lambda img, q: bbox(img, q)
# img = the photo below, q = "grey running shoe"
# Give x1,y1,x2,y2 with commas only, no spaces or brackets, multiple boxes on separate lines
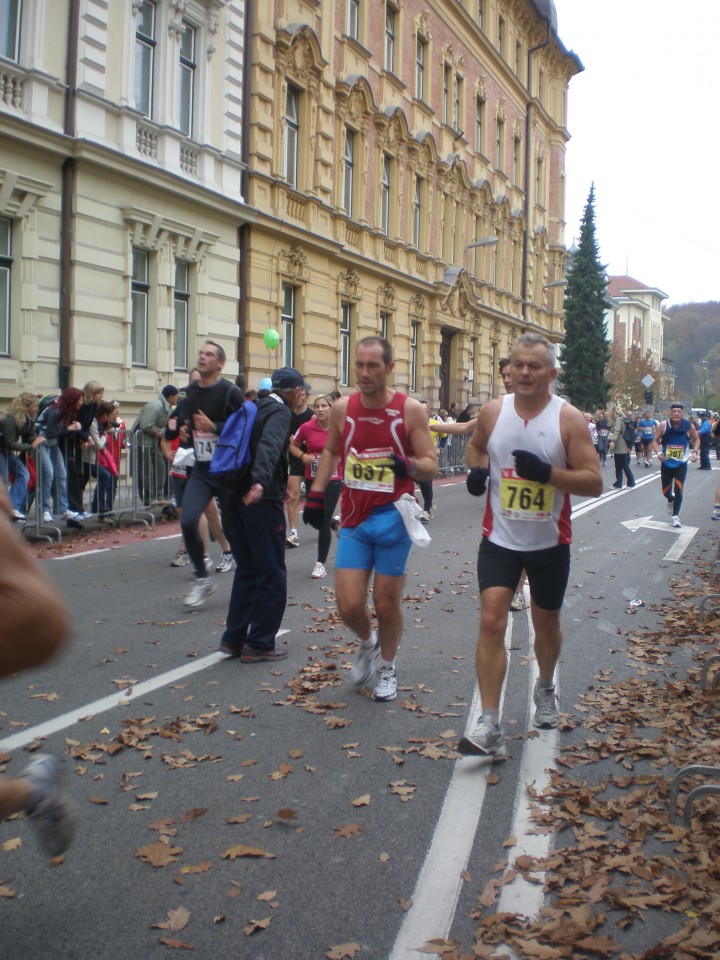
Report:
533,684,559,729
171,549,189,567
349,632,379,687
458,717,506,756
184,577,216,609
216,552,235,573
372,664,397,702
20,754,78,857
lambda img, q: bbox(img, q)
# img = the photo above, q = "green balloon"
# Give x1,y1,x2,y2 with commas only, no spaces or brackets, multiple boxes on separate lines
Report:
263,328,280,349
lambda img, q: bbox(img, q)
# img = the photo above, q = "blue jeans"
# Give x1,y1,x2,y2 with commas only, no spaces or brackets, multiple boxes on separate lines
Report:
0,451,29,512
29,445,54,512
49,445,68,515
219,496,287,653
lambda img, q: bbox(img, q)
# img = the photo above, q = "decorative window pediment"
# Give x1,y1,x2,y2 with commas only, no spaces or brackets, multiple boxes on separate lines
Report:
123,207,218,261
0,170,52,219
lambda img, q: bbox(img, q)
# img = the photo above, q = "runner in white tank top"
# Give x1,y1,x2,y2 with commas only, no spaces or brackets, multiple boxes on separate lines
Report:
458,334,603,759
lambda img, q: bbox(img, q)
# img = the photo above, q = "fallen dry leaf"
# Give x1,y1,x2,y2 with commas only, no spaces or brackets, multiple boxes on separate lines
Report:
325,943,361,959
243,916,272,936
221,845,275,860
135,842,183,868
152,907,190,931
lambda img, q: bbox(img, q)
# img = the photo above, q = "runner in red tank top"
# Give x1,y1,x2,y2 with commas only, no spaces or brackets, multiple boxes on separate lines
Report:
302,337,437,702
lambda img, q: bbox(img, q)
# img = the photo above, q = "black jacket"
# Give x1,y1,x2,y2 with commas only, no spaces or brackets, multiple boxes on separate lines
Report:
246,392,292,501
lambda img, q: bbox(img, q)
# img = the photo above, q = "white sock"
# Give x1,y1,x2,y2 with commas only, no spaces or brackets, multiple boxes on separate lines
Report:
536,676,555,691
360,629,377,649
379,656,395,670
481,708,500,726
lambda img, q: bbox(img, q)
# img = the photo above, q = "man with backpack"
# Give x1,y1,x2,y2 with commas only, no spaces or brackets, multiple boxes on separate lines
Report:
216,366,305,662
167,341,243,609
608,408,636,490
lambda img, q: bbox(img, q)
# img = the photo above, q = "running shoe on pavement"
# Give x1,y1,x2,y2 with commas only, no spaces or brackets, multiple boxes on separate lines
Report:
171,549,189,567
671,515,682,528
349,631,379,687
458,717,506,757
183,576,216,609
533,683,559,729
19,754,78,857
311,561,327,579
216,551,235,573
372,664,397,702
666,497,674,514
510,591,526,611
712,507,720,521
286,532,300,547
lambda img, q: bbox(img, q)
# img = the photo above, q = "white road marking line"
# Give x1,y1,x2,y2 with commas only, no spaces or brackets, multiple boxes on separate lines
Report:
0,630,291,753
52,548,112,560
387,619,514,960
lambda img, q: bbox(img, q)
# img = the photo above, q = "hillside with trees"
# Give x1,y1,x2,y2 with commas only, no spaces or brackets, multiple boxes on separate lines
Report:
663,302,720,405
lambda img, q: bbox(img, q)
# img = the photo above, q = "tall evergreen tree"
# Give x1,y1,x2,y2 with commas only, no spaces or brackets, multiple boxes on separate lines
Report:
559,185,611,409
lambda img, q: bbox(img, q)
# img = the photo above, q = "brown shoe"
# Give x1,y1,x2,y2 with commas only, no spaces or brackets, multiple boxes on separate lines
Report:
240,647,288,663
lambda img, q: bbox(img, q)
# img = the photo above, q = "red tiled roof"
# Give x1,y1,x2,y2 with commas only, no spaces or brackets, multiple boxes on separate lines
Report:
606,275,650,297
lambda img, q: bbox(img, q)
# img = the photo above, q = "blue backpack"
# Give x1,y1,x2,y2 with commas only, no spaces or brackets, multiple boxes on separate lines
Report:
209,400,258,489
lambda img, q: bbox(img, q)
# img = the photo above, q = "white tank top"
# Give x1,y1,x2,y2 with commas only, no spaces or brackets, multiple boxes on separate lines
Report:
483,393,572,550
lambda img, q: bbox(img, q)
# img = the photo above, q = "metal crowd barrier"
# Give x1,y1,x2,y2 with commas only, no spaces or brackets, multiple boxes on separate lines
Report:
437,435,469,476
13,428,177,542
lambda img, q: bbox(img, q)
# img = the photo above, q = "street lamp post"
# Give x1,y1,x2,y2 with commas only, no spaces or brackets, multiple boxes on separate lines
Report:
464,236,498,281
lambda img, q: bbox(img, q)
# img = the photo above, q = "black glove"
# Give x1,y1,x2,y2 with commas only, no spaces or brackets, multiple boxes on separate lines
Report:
303,490,326,530
512,449,552,484
389,454,413,479
466,466,489,496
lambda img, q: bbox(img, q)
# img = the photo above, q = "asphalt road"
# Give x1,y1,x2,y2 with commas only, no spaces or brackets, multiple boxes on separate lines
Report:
1,461,718,960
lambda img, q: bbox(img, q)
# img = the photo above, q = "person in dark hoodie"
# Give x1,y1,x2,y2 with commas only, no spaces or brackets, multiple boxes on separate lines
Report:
217,366,305,663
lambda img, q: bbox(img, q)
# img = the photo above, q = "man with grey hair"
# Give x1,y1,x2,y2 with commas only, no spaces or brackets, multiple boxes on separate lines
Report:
460,332,602,757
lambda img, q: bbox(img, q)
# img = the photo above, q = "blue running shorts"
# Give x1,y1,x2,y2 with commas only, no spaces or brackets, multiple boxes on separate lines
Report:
336,504,412,576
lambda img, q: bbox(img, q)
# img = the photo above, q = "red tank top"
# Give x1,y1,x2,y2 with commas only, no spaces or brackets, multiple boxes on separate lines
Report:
340,391,415,527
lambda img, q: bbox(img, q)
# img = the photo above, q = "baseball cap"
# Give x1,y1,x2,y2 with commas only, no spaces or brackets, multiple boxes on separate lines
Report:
271,366,304,390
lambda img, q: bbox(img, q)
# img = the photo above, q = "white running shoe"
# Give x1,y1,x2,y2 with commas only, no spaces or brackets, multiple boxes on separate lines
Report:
533,683,559,729
311,561,327,579
42,511,54,523
458,717,506,756
510,592,526,611
671,515,682,528
286,532,300,547
184,577,216,609
372,664,397,702
215,552,235,573
19,754,78,857
349,631,379,687
666,498,674,514
171,549,189,567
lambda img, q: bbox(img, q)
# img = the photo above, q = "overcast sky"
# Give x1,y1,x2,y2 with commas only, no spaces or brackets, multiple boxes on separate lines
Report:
553,0,719,306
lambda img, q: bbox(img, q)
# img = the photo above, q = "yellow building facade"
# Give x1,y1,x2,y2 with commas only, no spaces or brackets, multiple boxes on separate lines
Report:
243,0,581,405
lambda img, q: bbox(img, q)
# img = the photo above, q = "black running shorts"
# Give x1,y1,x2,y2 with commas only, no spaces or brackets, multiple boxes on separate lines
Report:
477,538,571,611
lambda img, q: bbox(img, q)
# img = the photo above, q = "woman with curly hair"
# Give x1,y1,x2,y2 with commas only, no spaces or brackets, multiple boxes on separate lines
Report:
0,392,49,521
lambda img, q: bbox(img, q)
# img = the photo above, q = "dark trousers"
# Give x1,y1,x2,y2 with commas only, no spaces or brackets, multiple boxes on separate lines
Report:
699,438,711,470
180,466,223,577
317,480,341,564
417,479,433,512
62,438,84,513
661,461,687,516
219,496,287,652
613,453,634,487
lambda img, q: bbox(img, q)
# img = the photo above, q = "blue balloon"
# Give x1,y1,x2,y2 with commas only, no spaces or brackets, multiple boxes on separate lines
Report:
258,377,272,391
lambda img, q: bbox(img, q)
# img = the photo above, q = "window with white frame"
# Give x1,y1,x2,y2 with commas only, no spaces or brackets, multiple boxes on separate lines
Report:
410,321,419,393
284,84,300,188
380,154,391,235
416,35,426,101
0,217,11,355
495,116,504,171
385,2,396,73
134,0,156,117
1,0,21,62
412,175,422,249
343,128,355,216
281,283,295,367
178,21,196,136
340,302,351,387
346,0,359,40
442,62,452,125
173,261,189,371
131,248,149,366
453,72,462,132
475,94,485,154
535,156,544,206
379,311,388,341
